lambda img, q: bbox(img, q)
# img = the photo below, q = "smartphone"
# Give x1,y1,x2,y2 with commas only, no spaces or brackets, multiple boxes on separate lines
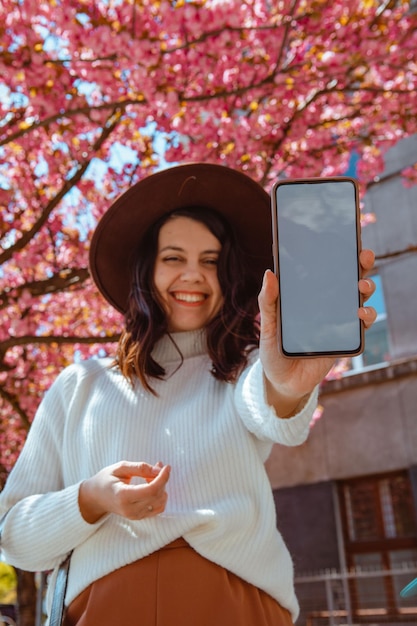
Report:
271,176,363,358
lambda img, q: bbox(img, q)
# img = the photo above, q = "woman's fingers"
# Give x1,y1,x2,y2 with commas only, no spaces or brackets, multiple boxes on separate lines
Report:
79,461,171,523
359,277,375,302
258,270,279,339
358,249,377,323
124,463,171,519
358,305,377,329
112,461,162,482
143,488,169,517
359,248,375,272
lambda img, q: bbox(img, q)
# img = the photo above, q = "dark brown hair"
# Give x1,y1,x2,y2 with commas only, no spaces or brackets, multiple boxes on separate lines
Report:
114,206,260,393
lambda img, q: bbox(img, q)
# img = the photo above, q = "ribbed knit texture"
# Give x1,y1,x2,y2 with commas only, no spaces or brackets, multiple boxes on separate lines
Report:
0,330,318,621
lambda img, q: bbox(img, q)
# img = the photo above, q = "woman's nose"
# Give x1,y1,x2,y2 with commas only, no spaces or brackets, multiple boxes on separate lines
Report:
180,264,204,281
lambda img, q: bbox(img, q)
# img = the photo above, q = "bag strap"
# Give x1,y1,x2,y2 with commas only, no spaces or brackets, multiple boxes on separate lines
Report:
49,552,72,626
0,509,10,546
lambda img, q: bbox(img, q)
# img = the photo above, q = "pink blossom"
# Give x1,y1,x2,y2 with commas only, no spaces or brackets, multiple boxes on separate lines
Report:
1,0,417,467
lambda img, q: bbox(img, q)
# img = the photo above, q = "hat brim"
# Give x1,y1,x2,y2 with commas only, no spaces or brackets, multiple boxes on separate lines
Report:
89,162,272,313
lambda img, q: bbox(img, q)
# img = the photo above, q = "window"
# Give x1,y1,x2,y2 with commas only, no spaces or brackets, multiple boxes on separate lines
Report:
342,473,417,543
338,472,417,614
347,274,390,372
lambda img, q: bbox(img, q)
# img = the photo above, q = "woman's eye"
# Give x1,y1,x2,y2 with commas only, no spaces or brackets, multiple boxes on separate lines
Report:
203,258,218,266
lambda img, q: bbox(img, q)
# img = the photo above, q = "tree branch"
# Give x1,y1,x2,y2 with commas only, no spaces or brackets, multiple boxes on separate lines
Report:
0,385,31,430
0,333,121,360
272,0,299,73
0,109,122,264
0,268,90,310
0,100,139,146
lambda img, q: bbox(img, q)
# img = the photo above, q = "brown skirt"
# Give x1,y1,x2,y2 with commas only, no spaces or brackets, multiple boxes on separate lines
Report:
62,538,293,626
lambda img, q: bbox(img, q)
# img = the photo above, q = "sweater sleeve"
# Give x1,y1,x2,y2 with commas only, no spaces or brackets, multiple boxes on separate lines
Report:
234,358,319,445
0,365,105,572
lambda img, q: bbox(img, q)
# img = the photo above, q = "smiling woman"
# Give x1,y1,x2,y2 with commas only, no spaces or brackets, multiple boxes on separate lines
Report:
114,199,263,393
0,163,377,626
153,214,223,332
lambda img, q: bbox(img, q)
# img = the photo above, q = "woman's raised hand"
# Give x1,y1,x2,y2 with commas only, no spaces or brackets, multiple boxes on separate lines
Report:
258,248,377,418
78,461,171,524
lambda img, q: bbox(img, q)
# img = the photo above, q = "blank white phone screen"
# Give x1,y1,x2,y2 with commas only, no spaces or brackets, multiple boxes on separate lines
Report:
274,180,362,356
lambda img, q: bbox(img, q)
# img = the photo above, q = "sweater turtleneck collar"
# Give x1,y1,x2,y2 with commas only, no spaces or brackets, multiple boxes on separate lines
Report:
151,329,207,365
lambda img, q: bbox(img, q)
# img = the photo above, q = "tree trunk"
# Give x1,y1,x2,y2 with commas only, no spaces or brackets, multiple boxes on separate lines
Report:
15,569,37,626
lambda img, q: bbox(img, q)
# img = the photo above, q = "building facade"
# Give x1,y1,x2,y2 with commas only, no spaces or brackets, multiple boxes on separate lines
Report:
267,136,417,624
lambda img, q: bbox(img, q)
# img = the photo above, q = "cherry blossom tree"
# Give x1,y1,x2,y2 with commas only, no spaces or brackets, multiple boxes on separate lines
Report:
1,0,416,622
1,0,416,478
0,0,416,479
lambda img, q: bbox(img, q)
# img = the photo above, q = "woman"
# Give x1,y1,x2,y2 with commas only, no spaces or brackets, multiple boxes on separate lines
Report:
0,163,377,625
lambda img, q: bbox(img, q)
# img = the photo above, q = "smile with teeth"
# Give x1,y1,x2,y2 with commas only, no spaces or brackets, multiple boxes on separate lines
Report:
172,292,207,303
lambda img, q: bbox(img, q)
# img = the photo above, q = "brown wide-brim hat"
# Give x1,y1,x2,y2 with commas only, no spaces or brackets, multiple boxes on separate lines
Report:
89,162,272,313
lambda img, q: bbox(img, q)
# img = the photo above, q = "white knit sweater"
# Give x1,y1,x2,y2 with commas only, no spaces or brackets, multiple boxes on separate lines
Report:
0,330,318,621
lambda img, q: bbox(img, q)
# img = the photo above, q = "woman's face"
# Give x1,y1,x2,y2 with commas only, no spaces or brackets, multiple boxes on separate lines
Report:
153,216,224,332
